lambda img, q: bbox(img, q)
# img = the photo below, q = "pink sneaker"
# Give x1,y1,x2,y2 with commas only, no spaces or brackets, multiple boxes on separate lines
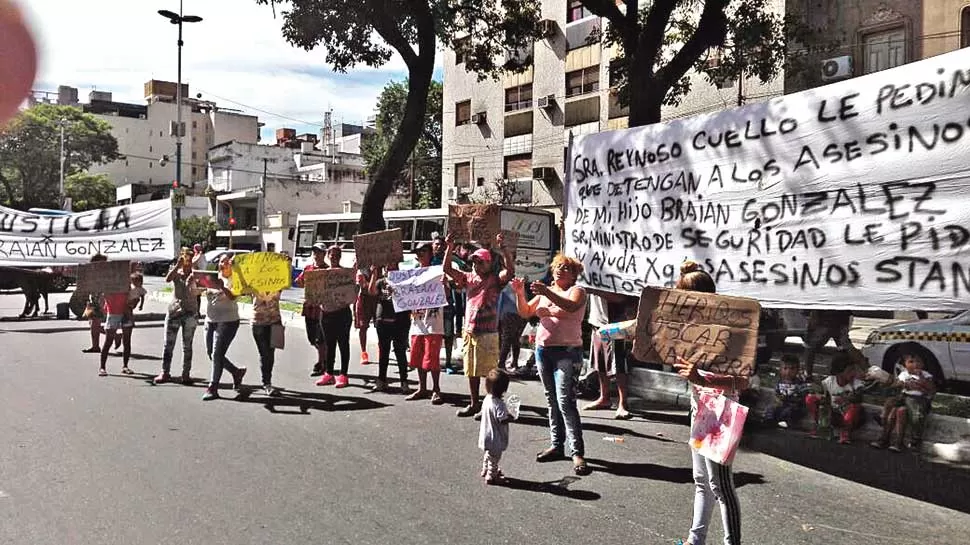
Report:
360,351,371,366
315,372,335,386
335,374,349,388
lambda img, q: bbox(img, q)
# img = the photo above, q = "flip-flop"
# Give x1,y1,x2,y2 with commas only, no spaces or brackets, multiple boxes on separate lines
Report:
82,347,100,354
583,401,611,411
430,392,444,405
614,410,633,420
121,368,134,375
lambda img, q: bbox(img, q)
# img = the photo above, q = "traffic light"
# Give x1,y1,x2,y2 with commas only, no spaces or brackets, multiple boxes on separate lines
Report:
172,180,179,188
228,216,236,227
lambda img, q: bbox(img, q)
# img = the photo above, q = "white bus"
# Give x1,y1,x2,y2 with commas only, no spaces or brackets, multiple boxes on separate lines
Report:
293,207,558,278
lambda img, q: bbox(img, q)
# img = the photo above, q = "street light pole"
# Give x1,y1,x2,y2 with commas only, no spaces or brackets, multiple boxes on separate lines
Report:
58,120,66,202
159,1,202,224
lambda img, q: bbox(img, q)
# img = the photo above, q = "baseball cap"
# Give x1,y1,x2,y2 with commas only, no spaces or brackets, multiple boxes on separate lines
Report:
311,242,328,253
471,248,492,263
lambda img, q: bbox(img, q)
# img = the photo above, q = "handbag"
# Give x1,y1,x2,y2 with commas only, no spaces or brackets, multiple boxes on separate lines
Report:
271,323,286,350
690,391,749,466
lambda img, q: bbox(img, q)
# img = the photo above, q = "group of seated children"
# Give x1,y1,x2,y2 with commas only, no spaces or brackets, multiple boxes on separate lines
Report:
763,350,935,451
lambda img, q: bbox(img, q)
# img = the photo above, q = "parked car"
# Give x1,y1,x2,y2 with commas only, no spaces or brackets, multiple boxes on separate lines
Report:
861,311,969,386
142,259,175,276
203,249,252,270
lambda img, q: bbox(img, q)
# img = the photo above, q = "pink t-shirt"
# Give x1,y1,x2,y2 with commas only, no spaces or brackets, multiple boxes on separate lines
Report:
102,292,128,316
535,286,585,347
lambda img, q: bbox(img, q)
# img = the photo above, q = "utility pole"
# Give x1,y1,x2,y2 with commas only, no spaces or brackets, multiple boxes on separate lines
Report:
58,119,67,209
259,157,268,251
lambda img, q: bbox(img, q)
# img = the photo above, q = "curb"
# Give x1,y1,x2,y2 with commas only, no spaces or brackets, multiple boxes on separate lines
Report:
627,368,970,464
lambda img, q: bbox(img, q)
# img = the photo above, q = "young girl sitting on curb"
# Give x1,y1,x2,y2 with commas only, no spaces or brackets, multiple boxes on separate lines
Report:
871,352,936,452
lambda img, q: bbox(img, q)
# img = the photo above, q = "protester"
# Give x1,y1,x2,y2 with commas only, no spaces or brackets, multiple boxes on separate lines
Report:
251,289,283,397
805,350,866,444
871,352,936,452
584,291,634,420
316,245,353,388
511,254,589,475
479,368,512,485
407,242,445,404
436,237,466,374
671,261,744,545
367,264,412,394
98,271,143,377
804,309,853,380
153,248,201,385
82,254,108,354
354,266,378,366
443,233,513,417
295,243,328,377
764,354,810,429
497,274,526,371
202,254,246,401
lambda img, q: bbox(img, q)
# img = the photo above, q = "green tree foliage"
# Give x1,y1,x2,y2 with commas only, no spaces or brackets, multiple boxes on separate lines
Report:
0,104,119,209
584,0,796,126
64,172,115,211
362,79,442,209
177,215,216,249
257,0,544,232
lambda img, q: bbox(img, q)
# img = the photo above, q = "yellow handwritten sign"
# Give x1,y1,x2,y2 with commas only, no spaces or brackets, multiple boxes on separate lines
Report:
230,252,292,295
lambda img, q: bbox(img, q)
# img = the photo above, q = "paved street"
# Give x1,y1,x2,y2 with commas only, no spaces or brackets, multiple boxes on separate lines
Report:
1,292,968,545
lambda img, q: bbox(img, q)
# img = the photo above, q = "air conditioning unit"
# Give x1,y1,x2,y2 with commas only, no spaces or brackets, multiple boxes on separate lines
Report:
821,56,853,81
533,166,556,181
446,186,461,201
537,95,556,109
471,112,487,125
342,200,353,214
539,19,555,37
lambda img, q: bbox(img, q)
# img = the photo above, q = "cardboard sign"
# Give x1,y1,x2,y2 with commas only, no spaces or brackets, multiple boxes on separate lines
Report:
231,252,292,295
303,267,357,312
631,287,760,376
448,204,500,245
76,260,130,294
353,228,404,268
388,265,447,312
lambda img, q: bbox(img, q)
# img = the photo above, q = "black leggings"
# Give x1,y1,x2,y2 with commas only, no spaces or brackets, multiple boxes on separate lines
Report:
321,307,352,376
377,320,409,382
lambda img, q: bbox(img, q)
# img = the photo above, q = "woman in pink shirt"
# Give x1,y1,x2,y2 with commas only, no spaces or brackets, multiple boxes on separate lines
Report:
511,254,590,475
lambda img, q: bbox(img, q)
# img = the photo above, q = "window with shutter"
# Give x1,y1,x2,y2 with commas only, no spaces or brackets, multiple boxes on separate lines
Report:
863,29,905,74
455,162,471,188
504,154,532,180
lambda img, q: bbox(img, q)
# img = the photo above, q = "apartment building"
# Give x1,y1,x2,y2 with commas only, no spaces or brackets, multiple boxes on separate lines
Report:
441,0,784,217
784,1,923,93
46,80,260,200
923,1,970,59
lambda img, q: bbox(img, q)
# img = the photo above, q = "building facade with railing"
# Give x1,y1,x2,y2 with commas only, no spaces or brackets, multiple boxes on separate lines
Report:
441,0,784,217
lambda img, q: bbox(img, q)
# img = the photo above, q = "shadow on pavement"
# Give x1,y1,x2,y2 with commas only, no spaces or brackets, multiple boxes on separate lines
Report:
229,388,391,414
498,476,601,501
585,457,766,488
514,411,678,444
744,428,970,514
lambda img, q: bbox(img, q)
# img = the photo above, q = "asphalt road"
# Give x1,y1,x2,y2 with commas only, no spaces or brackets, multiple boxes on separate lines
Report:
1,292,967,545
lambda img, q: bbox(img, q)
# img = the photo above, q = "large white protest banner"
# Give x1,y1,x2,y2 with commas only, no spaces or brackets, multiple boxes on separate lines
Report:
0,199,175,265
565,47,970,311
388,265,447,312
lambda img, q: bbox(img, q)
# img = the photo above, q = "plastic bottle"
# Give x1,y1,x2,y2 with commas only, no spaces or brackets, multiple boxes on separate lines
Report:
602,436,625,443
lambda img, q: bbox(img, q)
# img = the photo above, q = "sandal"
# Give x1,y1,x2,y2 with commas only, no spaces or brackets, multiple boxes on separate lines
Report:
98,368,108,377
614,408,633,420
573,456,591,476
583,400,611,411
430,392,444,405
536,447,565,463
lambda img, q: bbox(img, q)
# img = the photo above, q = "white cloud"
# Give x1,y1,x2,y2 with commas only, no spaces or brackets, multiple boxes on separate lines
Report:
19,0,437,138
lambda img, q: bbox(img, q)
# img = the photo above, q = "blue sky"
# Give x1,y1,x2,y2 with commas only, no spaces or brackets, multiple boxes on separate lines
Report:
21,0,443,142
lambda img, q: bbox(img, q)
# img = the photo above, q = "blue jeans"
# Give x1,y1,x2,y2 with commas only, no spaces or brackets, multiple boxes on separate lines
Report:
535,346,585,457
161,313,197,375
205,320,240,390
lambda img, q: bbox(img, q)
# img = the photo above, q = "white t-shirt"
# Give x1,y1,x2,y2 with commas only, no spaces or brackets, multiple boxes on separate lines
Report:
128,286,147,305
587,293,609,328
821,375,864,412
410,307,445,336
898,369,934,397
205,276,240,323
478,394,510,453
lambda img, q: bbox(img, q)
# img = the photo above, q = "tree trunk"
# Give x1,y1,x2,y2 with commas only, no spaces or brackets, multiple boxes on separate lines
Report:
358,6,436,234
625,40,665,127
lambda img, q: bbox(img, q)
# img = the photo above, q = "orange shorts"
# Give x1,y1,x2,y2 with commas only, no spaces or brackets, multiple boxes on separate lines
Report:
409,334,444,372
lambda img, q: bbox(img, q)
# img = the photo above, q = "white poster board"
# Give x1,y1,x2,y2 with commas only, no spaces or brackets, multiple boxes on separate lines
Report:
388,265,447,312
565,48,970,311
0,199,175,265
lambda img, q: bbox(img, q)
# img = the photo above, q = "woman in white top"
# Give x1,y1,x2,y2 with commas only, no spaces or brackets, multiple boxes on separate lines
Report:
202,253,246,401
673,261,745,545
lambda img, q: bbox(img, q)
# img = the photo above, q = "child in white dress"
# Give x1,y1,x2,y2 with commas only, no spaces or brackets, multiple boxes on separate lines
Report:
479,368,512,484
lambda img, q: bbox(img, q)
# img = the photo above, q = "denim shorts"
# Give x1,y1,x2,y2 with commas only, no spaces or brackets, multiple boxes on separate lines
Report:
104,314,133,331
